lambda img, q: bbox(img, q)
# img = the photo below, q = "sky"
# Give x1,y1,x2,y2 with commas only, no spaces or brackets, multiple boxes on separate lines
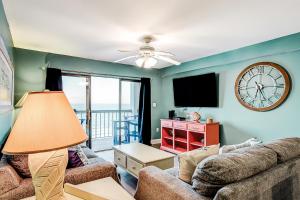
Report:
62,76,131,107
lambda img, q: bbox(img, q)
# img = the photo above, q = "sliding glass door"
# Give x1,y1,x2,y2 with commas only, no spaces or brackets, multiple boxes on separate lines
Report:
90,76,120,151
62,75,91,147
117,79,141,145
62,73,140,152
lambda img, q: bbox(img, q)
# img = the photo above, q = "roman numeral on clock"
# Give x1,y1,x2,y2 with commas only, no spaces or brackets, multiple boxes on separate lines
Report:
248,70,255,77
276,83,284,88
275,75,282,80
257,66,264,74
274,93,281,99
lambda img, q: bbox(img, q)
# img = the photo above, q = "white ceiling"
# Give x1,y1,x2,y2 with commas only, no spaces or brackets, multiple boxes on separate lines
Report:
3,0,300,68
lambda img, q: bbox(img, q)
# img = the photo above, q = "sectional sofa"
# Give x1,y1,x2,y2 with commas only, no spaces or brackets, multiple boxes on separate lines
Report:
135,138,300,200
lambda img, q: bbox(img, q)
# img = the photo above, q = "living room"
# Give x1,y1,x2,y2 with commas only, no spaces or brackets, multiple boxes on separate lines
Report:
0,1,299,200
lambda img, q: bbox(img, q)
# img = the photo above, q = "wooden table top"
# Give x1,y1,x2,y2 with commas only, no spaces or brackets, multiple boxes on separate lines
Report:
22,177,134,200
113,143,175,163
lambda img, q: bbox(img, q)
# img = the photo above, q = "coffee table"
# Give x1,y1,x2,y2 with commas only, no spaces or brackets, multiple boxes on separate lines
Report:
22,177,134,200
113,143,175,177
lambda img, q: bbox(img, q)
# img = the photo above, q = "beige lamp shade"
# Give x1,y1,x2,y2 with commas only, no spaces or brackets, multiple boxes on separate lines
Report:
2,91,88,154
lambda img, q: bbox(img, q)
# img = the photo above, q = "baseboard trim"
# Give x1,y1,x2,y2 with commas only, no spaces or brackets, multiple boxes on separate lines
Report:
151,139,161,145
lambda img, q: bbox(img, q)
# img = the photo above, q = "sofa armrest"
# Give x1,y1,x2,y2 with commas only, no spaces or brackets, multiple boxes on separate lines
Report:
65,158,119,185
0,165,22,195
134,166,209,200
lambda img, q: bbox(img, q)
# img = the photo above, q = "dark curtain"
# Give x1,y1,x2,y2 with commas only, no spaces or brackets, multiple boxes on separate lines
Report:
138,78,151,145
0,135,9,160
45,68,63,91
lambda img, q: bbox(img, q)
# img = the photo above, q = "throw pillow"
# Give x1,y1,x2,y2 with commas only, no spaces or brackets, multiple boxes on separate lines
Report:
6,155,31,178
219,138,262,154
192,145,277,196
67,150,84,168
68,145,89,165
178,144,220,183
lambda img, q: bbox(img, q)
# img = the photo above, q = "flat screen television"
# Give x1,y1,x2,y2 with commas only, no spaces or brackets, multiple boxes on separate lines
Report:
173,73,218,107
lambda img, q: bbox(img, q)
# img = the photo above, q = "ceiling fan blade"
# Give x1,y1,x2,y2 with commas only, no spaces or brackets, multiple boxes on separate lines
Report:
155,55,181,65
118,49,136,53
142,57,147,68
114,55,137,63
155,51,174,57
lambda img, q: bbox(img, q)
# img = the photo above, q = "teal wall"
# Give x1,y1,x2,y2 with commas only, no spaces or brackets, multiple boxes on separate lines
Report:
13,33,300,144
14,48,163,139
160,33,300,144
0,0,14,150
11,18,300,144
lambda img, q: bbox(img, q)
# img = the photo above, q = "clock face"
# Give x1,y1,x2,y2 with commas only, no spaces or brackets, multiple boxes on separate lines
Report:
235,62,291,111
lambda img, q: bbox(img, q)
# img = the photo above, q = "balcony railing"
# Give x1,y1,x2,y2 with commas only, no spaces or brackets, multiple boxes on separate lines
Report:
75,109,133,139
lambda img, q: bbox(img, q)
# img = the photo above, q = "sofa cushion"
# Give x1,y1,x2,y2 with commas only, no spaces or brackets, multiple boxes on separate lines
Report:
6,155,31,178
192,145,277,196
165,167,179,178
178,144,219,183
214,156,300,200
264,137,300,163
81,145,98,159
192,178,224,197
0,165,22,195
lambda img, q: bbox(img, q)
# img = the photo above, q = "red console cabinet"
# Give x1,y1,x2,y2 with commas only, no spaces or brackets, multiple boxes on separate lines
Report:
160,119,219,154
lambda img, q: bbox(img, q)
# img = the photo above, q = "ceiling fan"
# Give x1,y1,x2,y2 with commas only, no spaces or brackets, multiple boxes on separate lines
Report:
114,36,181,68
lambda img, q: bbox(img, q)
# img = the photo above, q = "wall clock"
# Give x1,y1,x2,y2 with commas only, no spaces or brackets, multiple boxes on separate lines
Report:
235,62,291,111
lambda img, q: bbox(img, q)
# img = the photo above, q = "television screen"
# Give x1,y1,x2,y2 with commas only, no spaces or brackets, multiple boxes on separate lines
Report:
173,73,218,107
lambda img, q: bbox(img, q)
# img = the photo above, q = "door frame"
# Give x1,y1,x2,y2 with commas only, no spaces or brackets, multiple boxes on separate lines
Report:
62,72,92,148
118,79,141,145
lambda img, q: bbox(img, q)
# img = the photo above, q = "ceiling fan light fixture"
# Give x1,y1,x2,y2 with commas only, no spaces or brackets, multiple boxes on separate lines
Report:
135,57,157,68
115,35,180,67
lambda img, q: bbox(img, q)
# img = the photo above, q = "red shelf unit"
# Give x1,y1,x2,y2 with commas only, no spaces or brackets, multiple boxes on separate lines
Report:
160,119,219,154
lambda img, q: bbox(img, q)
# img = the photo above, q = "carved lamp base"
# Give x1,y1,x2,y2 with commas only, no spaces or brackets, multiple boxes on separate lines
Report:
28,148,68,200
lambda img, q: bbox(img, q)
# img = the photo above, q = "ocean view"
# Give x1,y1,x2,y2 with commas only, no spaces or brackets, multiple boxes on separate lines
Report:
72,103,131,111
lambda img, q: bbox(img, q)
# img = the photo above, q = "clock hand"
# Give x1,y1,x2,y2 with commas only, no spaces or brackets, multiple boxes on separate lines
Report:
263,85,284,88
254,81,260,99
255,81,266,100
254,88,259,99
258,88,266,100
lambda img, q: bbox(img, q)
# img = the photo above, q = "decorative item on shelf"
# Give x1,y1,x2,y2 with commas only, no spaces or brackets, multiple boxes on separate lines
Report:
200,138,205,144
206,117,214,124
192,112,201,122
174,117,186,121
235,62,291,112
168,129,173,136
2,91,88,200
169,110,175,119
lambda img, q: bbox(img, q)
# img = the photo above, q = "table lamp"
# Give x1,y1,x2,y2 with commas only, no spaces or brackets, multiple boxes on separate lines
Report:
2,91,87,200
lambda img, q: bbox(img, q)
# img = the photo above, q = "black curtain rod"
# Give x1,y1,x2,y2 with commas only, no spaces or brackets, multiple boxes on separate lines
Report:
59,69,146,81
